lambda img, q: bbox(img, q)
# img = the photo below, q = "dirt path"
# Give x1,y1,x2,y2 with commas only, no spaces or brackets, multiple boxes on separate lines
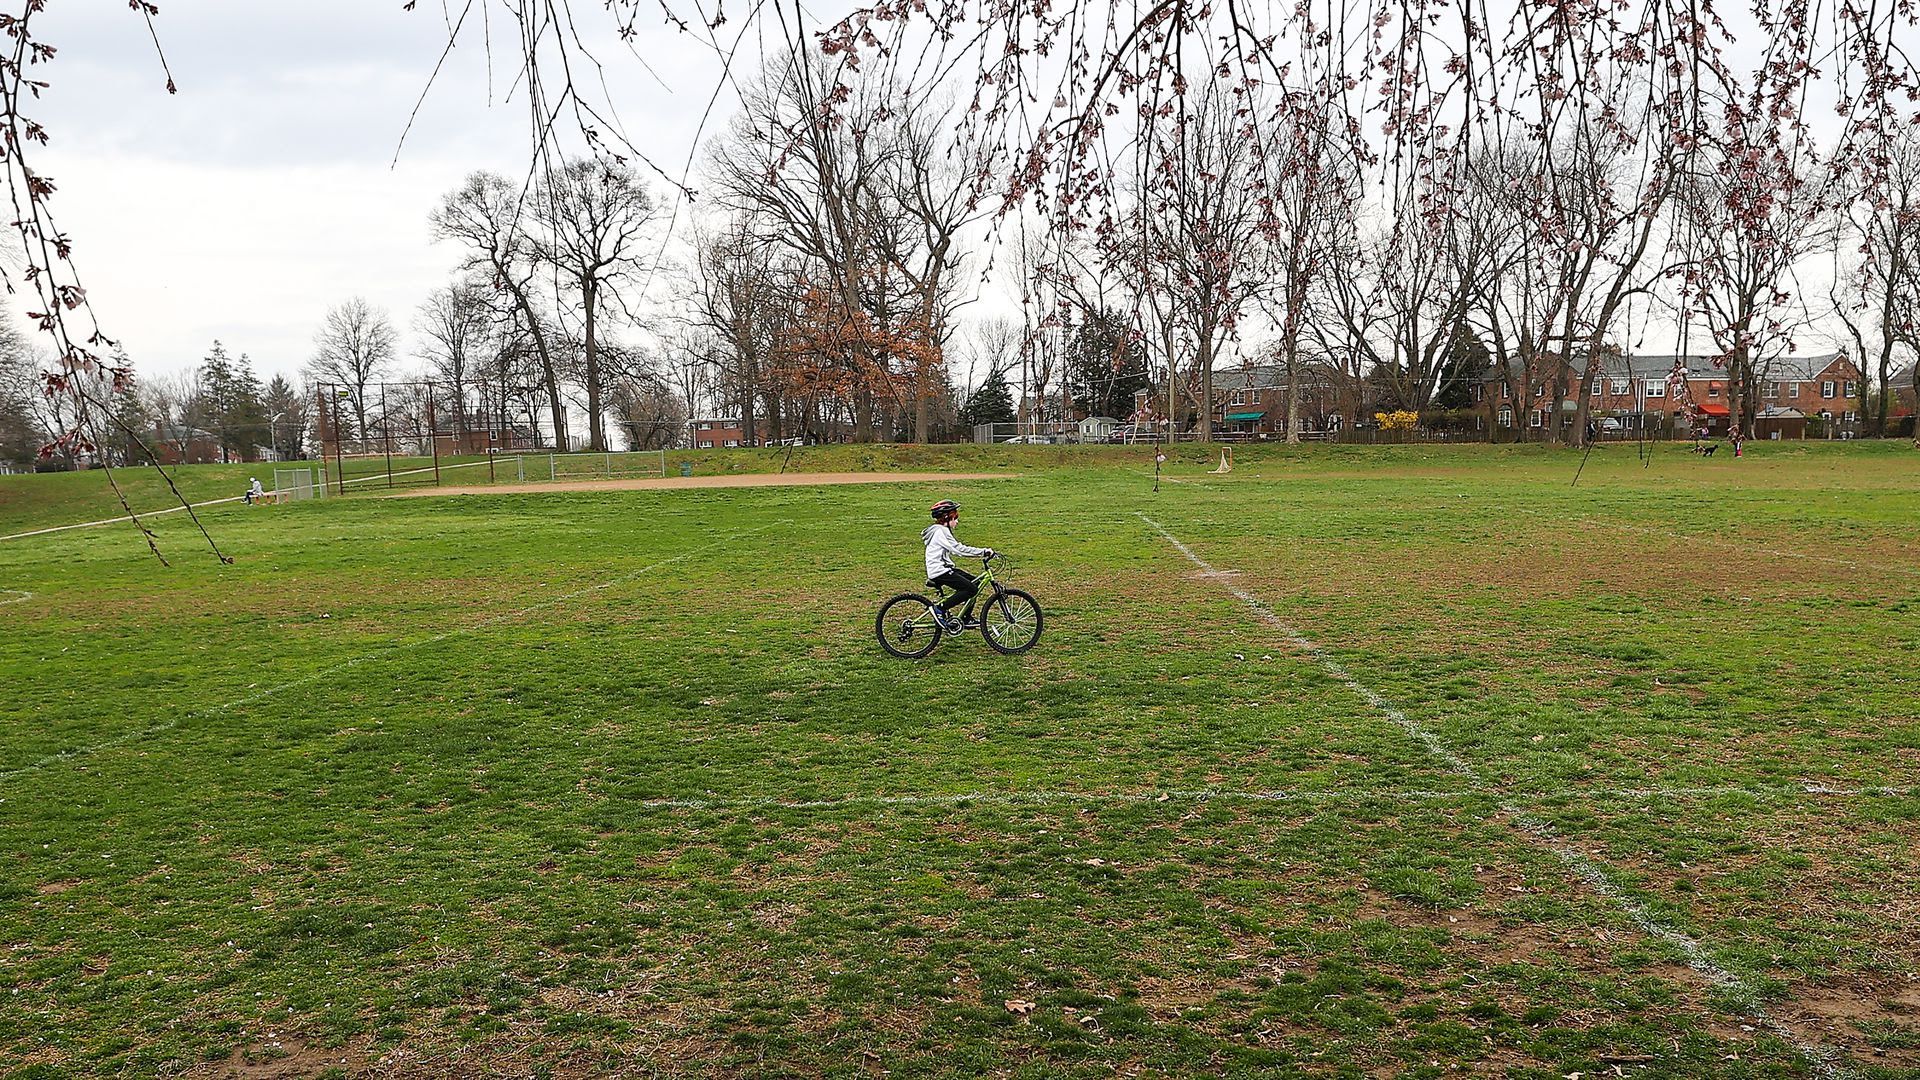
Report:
386,471,1016,498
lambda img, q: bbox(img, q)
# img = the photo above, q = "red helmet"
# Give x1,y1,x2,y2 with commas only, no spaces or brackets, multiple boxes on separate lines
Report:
930,499,959,521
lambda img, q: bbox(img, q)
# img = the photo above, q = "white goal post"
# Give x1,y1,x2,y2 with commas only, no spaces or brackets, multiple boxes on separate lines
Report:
545,450,668,481
273,467,325,502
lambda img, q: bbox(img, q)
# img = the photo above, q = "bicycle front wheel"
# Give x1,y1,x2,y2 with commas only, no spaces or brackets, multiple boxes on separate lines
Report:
980,588,1043,655
876,593,943,659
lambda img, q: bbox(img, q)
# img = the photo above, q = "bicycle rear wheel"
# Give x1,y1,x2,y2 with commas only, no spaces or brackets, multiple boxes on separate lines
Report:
876,593,943,659
980,588,1043,655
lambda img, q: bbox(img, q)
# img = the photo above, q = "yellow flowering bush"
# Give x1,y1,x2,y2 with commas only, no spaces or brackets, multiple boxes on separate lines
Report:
1373,410,1421,431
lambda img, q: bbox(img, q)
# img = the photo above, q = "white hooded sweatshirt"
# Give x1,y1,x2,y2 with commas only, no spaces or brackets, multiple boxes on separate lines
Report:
922,523,989,580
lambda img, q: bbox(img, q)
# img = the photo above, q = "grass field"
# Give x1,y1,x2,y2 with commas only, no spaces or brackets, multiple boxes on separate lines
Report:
2,442,1918,1078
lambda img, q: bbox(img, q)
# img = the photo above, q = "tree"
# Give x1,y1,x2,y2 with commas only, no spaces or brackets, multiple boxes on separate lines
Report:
1122,86,1279,440
709,56,969,444
534,159,657,452
960,367,1016,429
431,172,568,449
686,220,798,447
1063,308,1151,420
262,374,309,460
610,375,688,450
0,322,45,470
1833,131,1920,436
415,279,497,447
307,299,395,443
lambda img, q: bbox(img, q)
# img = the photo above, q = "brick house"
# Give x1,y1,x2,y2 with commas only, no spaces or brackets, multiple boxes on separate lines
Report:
1204,365,1346,436
1751,352,1865,437
1476,351,1862,438
1892,364,1916,431
689,417,745,449
152,421,222,465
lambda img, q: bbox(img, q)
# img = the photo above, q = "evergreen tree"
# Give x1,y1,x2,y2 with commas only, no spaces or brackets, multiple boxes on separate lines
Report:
1064,308,1152,418
262,374,308,459
961,367,1017,427
1433,325,1491,411
226,354,269,458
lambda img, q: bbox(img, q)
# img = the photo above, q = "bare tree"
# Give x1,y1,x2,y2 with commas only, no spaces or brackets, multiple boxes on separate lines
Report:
708,54,962,443
1674,141,1830,440
431,172,568,449
686,220,799,446
1833,131,1920,436
1121,87,1279,440
415,279,498,446
610,374,688,450
306,298,395,441
534,159,657,451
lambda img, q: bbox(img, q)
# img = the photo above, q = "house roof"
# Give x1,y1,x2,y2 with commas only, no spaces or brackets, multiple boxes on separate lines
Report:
1482,351,1848,383
155,422,217,441
1757,407,1805,419
1758,352,1851,381
1212,365,1333,392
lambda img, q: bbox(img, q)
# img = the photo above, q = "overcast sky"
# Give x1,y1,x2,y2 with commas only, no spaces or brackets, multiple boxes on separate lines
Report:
27,0,760,384
20,1,1862,391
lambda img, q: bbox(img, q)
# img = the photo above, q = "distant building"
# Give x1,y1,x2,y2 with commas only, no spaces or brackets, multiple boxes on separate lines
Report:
152,422,221,465
1474,351,1863,438
689,417,744,449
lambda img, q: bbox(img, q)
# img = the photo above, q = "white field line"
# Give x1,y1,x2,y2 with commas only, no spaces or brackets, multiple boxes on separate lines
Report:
631,781,1917,813
0,521,789,786
1137,511,1854,1080
0,459,500,543
1509,504,1920,579
0,589,28,605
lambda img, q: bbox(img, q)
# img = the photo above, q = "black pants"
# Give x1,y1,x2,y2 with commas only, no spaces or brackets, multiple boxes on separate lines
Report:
930,569,978,614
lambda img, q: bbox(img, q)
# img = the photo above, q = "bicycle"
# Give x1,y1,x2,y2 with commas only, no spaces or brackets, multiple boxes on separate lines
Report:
875,553,1044,659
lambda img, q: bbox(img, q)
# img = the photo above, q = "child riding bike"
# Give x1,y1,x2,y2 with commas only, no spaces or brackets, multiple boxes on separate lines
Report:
922,499,994,633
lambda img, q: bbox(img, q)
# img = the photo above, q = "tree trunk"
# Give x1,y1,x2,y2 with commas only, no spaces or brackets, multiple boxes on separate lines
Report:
854,387,875,443
1877,332,1896,436
914,358,930,444
1196,335,1214,442
1727,345,1747,441
501,271,566,451
583,278,606,452
1284,339,1302,446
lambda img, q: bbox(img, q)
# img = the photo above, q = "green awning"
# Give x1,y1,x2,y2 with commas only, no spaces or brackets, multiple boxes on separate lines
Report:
1225,411,1266,421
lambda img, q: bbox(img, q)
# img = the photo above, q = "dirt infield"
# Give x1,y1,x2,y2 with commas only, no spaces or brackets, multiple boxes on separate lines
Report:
387,471,1015,498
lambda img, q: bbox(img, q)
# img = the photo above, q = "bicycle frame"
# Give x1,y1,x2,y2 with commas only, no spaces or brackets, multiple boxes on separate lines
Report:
938,556,1005,617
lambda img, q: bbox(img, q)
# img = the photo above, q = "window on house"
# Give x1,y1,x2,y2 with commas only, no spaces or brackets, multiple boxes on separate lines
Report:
1843,410,1859,423
1533,384,1544,398
1787,381,1800,398
1530,410,1545,428
725,440,739,448
1845,380,1858,397
698,440,713,448
1498,407,1514,427
1822,381,1836,399
1766,383,1781,400
699,421,712,430
1611,378,1630,395
1590,378,1603,396
1500,383,1511,400
1708,384,1721,398
1646,379,1666,398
